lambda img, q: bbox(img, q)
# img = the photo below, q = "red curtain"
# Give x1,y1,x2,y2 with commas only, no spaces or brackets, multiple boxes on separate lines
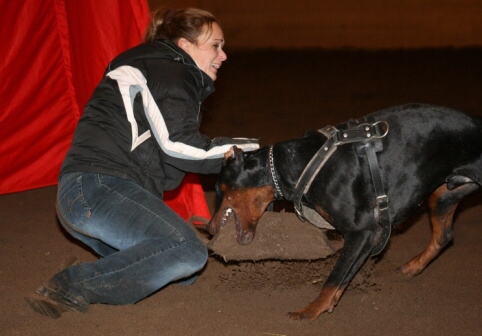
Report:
0,0,211,221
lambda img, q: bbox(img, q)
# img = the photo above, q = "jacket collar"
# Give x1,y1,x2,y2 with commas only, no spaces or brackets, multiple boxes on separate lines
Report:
106,39,214,96
155,39,214,92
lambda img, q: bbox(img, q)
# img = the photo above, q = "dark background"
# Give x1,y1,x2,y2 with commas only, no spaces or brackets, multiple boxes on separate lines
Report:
147,0,482,49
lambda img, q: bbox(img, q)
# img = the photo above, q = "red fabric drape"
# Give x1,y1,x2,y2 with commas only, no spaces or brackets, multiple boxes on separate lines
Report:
0,0,211,221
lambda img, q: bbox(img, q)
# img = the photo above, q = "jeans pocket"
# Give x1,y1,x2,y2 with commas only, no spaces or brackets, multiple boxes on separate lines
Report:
57,173,92,231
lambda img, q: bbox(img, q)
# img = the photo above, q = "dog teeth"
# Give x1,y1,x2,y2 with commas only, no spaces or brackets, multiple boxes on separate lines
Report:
221,208,233,224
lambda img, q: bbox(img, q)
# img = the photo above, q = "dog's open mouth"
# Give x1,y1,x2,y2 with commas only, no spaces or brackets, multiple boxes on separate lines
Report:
207,207,234,235
208,207,255,245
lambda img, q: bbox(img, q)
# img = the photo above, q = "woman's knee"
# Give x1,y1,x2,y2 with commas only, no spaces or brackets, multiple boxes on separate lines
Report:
184,238,208,272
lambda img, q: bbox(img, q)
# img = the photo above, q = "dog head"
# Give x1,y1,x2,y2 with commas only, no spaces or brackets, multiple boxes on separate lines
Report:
207,146,276,245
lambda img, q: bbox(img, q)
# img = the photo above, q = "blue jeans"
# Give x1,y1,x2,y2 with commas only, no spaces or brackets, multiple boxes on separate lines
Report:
50,172,208,310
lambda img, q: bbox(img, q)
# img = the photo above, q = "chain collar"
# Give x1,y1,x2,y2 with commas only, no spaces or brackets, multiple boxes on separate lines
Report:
268,146,284,199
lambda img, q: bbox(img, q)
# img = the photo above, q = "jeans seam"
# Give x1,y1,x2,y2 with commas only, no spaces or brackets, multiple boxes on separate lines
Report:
46,281,89,310
95,173,185,244
58,171,82,188
49,240,190,307
57,174,94,237
72,239,189,289
56,205,97,240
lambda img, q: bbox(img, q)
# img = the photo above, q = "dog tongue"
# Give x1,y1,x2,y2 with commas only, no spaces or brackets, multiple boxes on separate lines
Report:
207,211,341,261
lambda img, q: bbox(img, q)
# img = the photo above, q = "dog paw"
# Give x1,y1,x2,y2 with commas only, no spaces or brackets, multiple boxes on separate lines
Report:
397,264,422,278
288,307,326,321
288,311,312,320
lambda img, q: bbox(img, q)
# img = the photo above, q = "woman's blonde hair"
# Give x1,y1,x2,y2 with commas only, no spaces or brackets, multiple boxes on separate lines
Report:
144,7,219,44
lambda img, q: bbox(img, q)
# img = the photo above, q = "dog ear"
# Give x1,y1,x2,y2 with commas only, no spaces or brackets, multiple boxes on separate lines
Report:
223,146,244,166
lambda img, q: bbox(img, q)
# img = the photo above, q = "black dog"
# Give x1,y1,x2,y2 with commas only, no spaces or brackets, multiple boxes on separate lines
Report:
207,104,482,320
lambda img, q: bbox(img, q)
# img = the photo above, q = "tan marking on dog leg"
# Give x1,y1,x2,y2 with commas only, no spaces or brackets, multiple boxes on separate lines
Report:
400,184,457,277
288,285,346,320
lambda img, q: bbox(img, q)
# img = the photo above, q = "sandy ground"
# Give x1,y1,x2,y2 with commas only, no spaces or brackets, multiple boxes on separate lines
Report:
1,48,481,335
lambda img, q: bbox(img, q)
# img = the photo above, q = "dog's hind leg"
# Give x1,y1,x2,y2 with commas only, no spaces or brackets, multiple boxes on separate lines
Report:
399,178,480,277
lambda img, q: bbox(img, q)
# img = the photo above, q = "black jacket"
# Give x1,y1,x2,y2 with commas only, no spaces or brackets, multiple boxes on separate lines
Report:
60,40,258,198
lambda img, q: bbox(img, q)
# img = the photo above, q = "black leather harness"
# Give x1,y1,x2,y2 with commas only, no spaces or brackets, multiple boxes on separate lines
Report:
292,117,390,256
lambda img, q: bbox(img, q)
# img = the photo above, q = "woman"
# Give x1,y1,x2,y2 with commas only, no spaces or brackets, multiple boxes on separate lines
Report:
26,7,259,318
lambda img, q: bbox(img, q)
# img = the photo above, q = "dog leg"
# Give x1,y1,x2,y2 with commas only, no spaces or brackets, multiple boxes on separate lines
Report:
288,284,346,320
400,181,479,277
289,229,375,320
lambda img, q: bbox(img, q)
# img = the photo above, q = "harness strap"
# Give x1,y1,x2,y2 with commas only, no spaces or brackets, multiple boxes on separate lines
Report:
293,117,391,256
358,141,391,256
293,126,339,217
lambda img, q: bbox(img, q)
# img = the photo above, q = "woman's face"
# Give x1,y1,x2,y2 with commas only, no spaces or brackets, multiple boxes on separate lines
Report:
178,23,227,81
